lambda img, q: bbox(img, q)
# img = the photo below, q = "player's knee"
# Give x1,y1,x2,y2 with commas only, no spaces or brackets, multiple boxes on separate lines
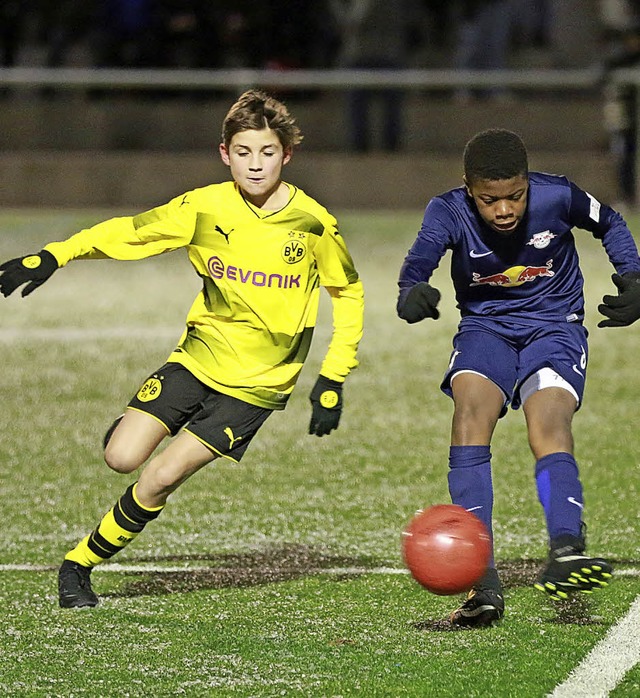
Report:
527,415,573,457
454,401,485,424
104,442,143,474
452,402,499,440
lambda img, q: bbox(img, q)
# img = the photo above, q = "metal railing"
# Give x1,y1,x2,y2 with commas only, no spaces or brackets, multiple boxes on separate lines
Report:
0,66,605,92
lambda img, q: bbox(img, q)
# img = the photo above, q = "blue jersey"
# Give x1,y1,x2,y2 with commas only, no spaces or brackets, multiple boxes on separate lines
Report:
398,172,640,324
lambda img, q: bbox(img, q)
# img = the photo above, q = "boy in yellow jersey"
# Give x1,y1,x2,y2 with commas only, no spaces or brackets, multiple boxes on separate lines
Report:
0,90,364,608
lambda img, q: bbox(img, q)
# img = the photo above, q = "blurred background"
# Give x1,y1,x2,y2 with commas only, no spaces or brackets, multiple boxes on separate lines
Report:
1,0,640,210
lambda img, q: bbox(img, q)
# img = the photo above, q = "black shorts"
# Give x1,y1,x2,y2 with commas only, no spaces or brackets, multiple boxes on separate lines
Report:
127,362,272,462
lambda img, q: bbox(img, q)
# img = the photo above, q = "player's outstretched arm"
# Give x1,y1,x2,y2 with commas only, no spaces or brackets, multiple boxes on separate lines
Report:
397,282,441,323
0,250,58,298
597,271,640,327
308,375,343,437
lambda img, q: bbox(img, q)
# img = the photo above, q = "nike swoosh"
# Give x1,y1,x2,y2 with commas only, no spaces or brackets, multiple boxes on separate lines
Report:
466,506,483,512
567,496,584,509
571,364,584,377
470,250,493,258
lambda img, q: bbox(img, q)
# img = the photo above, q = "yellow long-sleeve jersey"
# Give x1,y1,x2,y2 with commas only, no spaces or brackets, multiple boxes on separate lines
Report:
44,181,364,410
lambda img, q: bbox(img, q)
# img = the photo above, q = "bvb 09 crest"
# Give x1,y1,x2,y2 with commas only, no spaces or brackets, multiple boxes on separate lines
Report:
281,239,306,264
136,375,163,402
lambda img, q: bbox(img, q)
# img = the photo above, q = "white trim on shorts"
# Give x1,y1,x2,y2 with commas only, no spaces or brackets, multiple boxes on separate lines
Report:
450,369,509,403
519,367,579,406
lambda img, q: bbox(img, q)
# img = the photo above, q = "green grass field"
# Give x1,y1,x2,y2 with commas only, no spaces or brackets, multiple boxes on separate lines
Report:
0,209,638,697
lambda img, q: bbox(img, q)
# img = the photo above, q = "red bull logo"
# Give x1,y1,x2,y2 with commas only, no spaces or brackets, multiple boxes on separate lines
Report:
471,259,554,287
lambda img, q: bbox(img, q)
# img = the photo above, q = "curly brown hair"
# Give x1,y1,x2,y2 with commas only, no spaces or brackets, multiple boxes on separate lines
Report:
221,90,303,150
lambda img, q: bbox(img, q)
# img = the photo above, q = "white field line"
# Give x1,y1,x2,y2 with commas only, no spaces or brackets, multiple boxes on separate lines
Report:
1,563,639,578
548,594,640,698
1,563,639,576
0,327,178,342
0,563,407,574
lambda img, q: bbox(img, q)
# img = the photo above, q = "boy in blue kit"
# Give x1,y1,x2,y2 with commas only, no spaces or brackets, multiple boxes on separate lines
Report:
397,129,640,627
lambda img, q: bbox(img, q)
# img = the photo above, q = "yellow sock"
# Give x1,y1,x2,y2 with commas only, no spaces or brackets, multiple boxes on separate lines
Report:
65,483,164,568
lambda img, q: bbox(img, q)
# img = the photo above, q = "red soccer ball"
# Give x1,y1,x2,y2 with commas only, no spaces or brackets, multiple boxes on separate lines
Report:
402,504,491,595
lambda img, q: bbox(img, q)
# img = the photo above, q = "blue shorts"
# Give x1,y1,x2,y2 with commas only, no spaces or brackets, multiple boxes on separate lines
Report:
440,317,589,412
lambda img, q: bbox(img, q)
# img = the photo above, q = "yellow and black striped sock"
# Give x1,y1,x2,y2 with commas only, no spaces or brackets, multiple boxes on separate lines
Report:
65,483,164,568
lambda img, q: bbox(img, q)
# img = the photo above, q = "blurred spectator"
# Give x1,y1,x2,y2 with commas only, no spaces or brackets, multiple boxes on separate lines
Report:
92,0,162,68
422,0,453,49
603,18,640,207
301,1,342,69
0,1,26,67
260,1,337,101
39,1,95,67
329,0,424,152
510,0,553,50
452,0,515,101
261,0,336,72
155,1,231,69
210,2,269,68
156,1,202,67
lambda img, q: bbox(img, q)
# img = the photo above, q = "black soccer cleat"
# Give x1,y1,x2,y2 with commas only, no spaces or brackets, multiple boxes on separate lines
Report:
450,568,504,628
534,537,613,601
58,560,99,608
450,587,505,628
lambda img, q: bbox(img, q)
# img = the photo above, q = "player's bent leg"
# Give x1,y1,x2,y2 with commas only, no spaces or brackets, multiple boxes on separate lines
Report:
450,372,504,446
450,567,504,628
522,384,576,459
531,473,613,600
59,481,166,608
135,430,219,508
104,410,170,474
526,386,583,552
447,444,495,563
521,384,612,599
446,373,505,627
59,439,212,609
448,372,503,562
60,374,214,608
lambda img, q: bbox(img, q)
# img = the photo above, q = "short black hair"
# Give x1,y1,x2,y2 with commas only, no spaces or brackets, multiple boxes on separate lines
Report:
463,129,528,182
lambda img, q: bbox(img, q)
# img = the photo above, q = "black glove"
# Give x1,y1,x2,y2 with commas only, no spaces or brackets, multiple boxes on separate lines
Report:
397,282,441,323
0,250,58,298
309,375,343,437
597,272,640,328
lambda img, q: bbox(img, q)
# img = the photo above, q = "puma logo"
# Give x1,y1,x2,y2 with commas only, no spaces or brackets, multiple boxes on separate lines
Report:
224,427,243,448
215,225,232,243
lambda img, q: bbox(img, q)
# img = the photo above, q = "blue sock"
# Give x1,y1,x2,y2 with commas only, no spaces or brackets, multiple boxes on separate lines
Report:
535,452,584,544
448,445,494,567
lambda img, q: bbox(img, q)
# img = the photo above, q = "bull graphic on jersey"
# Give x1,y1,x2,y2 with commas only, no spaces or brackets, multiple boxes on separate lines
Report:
527,230,556,249
471,260,554,287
